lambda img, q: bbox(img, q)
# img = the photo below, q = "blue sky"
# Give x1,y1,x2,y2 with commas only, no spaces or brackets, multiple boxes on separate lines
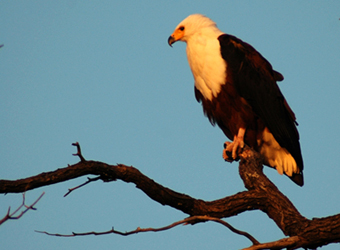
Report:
1,1,340,249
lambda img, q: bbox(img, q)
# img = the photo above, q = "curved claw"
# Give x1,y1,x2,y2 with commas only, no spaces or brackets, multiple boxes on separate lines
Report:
222,128,246,162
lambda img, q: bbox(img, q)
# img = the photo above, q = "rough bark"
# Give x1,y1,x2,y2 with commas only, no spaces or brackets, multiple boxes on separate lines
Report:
0,145,339,249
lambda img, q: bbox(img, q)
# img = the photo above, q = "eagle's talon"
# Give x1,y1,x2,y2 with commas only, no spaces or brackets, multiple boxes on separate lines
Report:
223,149,233,162
223,139,243,162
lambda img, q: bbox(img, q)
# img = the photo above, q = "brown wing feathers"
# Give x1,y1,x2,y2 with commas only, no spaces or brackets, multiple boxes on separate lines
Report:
217,34,303,173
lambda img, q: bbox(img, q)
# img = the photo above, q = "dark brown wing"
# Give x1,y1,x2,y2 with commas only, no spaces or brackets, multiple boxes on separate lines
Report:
218,34,303,175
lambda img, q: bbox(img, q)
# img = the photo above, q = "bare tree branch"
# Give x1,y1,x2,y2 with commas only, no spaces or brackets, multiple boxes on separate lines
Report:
36,215,259,245
64,176,101,197
0,192,45,225
1,143,340,249
71,142,86,162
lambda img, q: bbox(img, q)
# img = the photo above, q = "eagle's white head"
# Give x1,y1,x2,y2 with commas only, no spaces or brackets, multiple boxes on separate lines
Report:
168,14,220,46
168,14,226,101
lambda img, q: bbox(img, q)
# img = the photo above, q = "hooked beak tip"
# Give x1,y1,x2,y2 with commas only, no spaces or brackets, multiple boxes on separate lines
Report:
168,36,176,47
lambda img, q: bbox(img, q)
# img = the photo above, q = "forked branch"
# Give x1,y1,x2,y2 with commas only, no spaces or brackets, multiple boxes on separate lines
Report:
0,143,339,249
0,192,45,225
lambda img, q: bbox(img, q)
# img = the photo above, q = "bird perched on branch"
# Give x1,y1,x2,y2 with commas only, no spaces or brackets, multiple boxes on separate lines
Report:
168,14,303,186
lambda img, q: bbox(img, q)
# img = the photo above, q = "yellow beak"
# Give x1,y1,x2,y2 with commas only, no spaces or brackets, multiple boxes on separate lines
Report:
167,28,184,47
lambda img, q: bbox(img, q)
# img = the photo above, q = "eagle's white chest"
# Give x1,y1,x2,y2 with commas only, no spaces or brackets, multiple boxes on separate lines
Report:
186,32,227,101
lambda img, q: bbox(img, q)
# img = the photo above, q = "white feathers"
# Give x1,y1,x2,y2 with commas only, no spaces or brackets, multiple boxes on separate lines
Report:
259,128,299,177
175,14,227,101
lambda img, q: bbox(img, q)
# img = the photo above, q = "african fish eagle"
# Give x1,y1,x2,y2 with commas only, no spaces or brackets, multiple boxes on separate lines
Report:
168,14,304,186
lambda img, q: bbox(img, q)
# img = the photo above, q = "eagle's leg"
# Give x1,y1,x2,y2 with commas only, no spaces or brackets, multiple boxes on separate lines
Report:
223,127,246,162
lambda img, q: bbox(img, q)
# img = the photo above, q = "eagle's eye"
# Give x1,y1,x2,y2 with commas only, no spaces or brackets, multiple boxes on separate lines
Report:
179,26,185,31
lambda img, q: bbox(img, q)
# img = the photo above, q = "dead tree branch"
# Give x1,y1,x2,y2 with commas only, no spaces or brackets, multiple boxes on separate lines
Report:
64,176,101,197
0,143,339,249
0,192,45,225
36,215,259,245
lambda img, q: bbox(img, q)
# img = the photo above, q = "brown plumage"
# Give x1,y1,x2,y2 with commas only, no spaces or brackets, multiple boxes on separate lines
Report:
168,14,303,186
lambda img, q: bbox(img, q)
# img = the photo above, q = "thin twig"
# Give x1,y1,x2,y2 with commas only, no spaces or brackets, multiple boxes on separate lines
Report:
64,177,102,197
0,192,45,225
35,218,188,237
196,216,259,245
72,142,86,162
36,215,259,244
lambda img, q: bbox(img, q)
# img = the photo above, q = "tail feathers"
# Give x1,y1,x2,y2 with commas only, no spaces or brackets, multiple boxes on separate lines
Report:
289,172,304,186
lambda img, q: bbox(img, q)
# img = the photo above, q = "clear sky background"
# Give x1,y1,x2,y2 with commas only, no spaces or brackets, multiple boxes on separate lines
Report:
1,1,340,249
